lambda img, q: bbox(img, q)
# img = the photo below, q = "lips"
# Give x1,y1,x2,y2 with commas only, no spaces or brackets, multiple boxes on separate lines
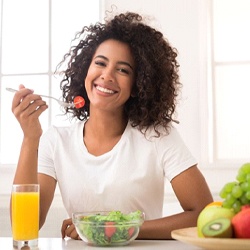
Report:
95,85,116,94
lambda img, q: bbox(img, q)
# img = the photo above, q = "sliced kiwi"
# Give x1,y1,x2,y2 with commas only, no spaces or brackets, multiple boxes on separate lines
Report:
202,217,233,238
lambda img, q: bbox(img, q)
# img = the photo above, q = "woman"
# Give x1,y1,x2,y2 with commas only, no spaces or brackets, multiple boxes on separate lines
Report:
11,12,213,240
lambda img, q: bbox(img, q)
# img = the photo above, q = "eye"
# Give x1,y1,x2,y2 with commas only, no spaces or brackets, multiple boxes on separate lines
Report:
95,60,106,67
117,67,130,75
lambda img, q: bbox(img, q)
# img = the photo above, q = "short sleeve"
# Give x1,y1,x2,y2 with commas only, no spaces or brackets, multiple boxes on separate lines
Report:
158,127,198,181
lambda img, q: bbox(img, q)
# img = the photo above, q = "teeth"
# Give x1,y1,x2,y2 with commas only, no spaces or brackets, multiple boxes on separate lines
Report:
96,86,115,94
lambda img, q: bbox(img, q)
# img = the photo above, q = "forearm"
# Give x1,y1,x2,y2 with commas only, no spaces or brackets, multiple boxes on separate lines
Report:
138,165,213,239
137,210,199,239
13,137,40,184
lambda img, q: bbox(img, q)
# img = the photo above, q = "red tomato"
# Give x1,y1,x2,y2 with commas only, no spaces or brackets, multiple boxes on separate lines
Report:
74,96,85,109
105,222,116,238
128,227,135,237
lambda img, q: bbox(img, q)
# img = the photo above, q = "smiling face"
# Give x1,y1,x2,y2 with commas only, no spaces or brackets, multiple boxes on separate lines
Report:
85,39,135,114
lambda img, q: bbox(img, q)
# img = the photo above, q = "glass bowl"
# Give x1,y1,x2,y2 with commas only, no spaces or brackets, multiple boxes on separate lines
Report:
72,210,145,246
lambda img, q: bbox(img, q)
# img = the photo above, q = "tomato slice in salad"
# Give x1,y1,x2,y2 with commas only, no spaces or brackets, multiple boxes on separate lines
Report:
104,222,116,238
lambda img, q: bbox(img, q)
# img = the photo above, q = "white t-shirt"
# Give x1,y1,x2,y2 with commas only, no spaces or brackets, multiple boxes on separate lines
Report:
38,121,197,220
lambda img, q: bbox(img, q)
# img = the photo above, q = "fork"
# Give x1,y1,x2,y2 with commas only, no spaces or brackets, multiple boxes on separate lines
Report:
6,87,74,108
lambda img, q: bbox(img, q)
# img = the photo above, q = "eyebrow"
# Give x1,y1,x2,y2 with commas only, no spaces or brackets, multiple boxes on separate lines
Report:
94,55,134,70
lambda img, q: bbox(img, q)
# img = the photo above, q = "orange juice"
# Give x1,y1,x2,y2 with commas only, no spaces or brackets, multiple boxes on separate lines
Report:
12,191,39,240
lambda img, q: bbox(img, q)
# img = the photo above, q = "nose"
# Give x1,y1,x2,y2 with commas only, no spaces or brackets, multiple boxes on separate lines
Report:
101,68,114,83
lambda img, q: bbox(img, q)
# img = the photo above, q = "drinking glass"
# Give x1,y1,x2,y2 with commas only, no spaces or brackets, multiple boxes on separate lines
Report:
11,184,39,249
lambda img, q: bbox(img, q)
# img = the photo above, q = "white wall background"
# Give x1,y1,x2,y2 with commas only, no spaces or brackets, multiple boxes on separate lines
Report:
1,0,238,237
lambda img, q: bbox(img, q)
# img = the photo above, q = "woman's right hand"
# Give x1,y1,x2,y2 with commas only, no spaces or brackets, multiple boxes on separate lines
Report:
61,218,81,240
11,84,48,139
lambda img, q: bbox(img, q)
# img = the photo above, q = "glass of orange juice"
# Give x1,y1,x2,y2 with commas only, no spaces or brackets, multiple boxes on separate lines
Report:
11,184,39,249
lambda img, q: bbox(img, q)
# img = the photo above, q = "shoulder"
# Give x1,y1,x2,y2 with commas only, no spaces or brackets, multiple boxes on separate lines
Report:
129,122,179,140
41,121,84,141
126,122,183,147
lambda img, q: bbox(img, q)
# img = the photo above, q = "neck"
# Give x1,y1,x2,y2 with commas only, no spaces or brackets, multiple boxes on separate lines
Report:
84,109,128,139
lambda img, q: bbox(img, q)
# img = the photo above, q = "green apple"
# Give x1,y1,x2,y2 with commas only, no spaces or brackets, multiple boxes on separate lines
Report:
197,206,235,237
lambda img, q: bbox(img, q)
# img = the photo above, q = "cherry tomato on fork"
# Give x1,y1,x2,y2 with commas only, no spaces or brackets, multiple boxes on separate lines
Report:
74,96,85,109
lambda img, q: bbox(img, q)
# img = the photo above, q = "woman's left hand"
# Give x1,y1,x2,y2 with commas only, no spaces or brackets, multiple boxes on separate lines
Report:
61,218,81,240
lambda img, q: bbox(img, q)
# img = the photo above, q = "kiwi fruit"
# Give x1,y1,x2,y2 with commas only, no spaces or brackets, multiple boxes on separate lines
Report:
202,217,233,238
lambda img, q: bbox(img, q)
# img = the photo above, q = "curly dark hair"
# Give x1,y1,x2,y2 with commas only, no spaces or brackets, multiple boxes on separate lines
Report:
57,12,181,135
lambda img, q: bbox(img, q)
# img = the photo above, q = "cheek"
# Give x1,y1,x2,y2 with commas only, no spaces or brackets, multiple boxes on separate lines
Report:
84,76,92,97
121,81,134,99
84,68,94,89
84,76,88,89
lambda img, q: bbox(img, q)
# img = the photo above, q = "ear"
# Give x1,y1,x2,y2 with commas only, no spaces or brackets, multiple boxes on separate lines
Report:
130,87,137,98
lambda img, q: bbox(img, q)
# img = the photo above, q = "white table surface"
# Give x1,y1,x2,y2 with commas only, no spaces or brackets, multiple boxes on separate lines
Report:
0,237,202,249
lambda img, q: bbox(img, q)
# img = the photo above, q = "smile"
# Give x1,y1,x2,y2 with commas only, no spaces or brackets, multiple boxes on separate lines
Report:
96,85,116,94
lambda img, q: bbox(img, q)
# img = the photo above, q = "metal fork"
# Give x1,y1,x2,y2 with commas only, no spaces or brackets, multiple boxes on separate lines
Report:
6,87,74,108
